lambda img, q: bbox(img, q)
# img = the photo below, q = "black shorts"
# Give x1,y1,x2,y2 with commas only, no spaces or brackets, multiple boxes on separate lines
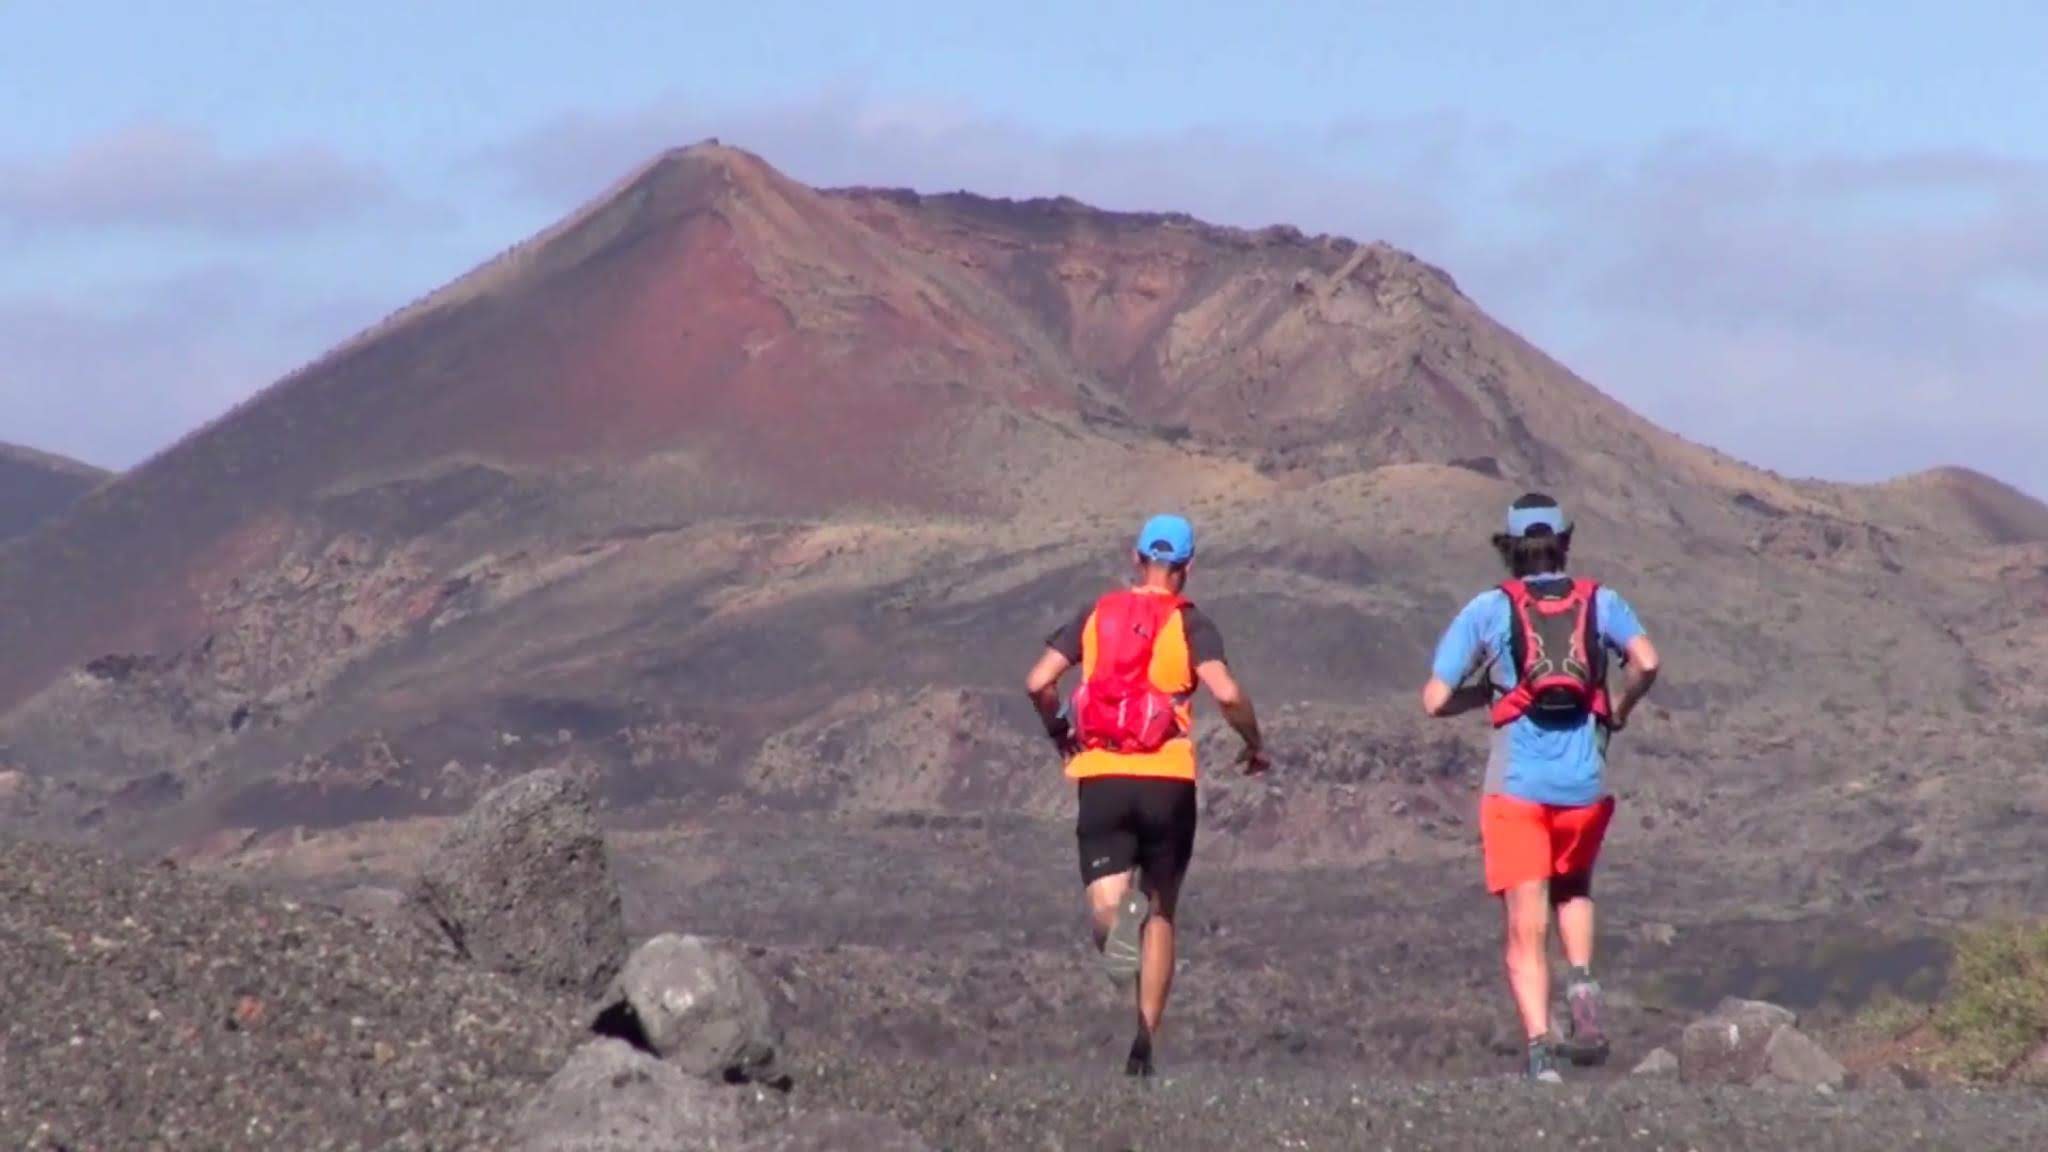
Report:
1075,777,1198,887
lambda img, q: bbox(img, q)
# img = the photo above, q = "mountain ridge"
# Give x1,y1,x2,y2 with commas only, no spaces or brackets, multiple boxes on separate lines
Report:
0,142,2042,894
0,440,110,544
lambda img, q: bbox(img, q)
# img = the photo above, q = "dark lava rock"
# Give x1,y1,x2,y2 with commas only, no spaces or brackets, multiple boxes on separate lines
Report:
0,836,576,1151
595,933,785,1086
513,1039,746,1151
412,768,627,998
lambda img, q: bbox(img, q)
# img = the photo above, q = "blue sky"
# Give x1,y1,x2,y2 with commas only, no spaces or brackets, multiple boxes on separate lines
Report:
3,1,2044,494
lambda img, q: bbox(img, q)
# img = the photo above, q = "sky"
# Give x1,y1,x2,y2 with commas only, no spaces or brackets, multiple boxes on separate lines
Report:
3,1,2045,495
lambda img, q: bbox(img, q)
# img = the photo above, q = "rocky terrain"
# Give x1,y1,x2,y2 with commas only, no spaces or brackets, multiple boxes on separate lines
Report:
0,830,578,1150
0,143,2044,886
0,441,107,543
797,1059,2048,1151
1,141,2045,1146
6,772,2045,1150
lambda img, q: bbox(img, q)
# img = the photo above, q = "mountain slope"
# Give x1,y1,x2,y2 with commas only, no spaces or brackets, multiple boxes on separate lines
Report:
836,187,1809,537
0,144,1218,710
0,442,108,543
0,142,2042,901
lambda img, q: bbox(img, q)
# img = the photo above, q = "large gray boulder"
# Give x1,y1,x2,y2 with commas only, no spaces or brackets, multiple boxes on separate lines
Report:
743,1111,932,1152
514,1039,746,1152
1679,998,1799,1085
411,769,627,998
596,933,785,1086
1765,1025,1848,1089
1677,998,1849,1089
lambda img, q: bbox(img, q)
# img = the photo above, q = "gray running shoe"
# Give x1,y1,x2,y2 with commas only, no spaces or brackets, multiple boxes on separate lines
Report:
1527,1040,1564,1084
1101,888,1148,988
1560,979,1611,1066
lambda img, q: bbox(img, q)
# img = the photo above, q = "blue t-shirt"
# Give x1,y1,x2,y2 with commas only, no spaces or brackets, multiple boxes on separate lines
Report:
1429,574,1645,807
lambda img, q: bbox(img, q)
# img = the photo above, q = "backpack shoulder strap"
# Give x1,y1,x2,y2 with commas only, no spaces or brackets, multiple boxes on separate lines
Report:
1577,578,1602,655
1500,580,1532,674
1083,589,1133,655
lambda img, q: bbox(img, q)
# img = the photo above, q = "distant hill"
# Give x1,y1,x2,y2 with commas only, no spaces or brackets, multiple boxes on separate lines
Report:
0,442,108,543
0,142,2043,906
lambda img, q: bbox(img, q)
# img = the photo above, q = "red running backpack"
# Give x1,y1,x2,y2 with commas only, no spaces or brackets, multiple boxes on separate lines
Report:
1070,589,1187,753
1489,578,1611,727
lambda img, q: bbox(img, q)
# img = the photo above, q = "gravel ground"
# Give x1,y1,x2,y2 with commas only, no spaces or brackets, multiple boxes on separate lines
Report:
794,1054,2048,1152
5,833,2046,1151
0,838,579,1151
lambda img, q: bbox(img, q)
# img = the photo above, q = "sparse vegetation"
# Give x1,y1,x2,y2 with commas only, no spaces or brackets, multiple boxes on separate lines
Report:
1931,920,2048,1082
1845,989,1932,1046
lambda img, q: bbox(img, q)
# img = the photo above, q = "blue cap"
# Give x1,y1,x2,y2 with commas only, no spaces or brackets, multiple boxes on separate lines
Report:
1506,501,1571,539
1135,514,1196,564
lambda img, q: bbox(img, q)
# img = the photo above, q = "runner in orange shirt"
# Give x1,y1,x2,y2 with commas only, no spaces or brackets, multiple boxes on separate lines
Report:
1025,514,1269,1077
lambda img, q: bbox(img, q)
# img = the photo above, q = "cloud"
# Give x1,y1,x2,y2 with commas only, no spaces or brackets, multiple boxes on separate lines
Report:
1515,138,2048,491
481,88,1464,257
9,97,2043,497
0,125,462,468
0,125,418,238
482,91,2048,497
0,266,383,468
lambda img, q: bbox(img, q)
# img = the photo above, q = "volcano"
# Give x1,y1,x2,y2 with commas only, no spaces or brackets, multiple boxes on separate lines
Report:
0,142,2041,899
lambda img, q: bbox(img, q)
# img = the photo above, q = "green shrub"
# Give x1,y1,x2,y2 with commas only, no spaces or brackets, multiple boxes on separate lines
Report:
1932,921,2048,1080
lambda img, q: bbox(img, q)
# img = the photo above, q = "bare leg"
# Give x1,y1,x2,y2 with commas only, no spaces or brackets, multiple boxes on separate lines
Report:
1552,872,1595,970
1136,870,1182,1037
1551,870,1609,1062
1501,880,1553,1041
1085,869,1134,950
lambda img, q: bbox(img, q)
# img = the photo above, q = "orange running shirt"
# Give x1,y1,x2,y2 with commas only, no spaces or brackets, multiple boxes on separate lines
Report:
1045,589,1227,783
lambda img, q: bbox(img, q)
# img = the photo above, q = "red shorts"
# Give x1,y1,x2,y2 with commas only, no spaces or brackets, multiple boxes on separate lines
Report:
1480,793,1615,894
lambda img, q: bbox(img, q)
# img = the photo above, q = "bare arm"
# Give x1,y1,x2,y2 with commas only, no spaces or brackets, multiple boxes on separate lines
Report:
1421,677,1493,718
1196,659,1268,773
1610,635,1660,729
1024,648,1077,754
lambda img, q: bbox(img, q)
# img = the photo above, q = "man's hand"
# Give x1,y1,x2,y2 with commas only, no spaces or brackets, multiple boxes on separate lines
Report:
1025,646,1077,762
1196,660,1267,776
1607,635,1659,735
1048,719,1081,762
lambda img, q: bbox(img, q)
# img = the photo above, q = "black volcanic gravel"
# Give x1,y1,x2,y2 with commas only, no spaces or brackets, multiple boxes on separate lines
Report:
5,834,2046,1151
0,838,578,1151
792,1052,2048,1151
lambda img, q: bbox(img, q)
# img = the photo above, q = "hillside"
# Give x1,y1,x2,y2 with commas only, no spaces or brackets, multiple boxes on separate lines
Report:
0,140,2043,935
0,441,107,543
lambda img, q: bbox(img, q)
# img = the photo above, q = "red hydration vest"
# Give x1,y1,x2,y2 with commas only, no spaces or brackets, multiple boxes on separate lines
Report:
1489,578,1611,728
1070,589,1187,753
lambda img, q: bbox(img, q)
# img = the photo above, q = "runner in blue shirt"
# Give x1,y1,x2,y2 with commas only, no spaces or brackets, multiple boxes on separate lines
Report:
1422,493,1661,1082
